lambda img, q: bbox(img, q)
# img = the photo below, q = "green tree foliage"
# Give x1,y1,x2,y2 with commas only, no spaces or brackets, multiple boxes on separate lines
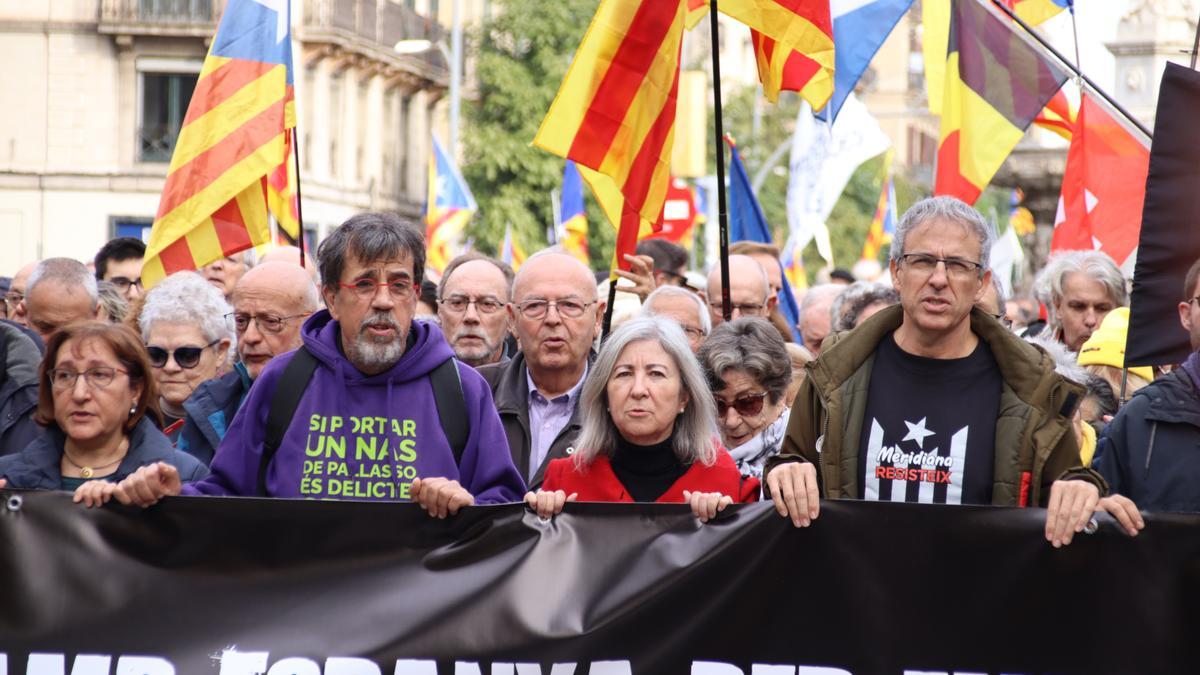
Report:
462,0,608,264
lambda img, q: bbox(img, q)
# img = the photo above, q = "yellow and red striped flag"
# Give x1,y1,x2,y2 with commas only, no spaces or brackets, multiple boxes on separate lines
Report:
533,0,687,228
577,166,654,274
725,1,834,108
142,0,298,288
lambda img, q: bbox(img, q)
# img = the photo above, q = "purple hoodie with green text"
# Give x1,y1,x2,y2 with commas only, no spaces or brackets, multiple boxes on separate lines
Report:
183,310,525,503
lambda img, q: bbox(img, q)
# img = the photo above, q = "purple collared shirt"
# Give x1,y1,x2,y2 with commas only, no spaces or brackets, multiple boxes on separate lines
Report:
526,364,588,481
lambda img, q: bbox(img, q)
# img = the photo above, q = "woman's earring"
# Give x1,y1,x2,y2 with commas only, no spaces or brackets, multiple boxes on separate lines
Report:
129,404,137,415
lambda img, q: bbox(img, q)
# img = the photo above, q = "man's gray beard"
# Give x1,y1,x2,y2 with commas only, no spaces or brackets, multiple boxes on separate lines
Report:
347,312,406,373
452,329,500,367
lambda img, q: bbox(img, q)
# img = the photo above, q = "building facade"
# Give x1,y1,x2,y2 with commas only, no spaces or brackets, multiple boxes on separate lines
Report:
0,0,452,275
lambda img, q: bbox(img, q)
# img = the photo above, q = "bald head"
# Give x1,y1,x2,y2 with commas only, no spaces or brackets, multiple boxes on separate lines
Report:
706,255,770,325
513,251,597,300
260,246,319,284
798,284,840,355
231,261,319,379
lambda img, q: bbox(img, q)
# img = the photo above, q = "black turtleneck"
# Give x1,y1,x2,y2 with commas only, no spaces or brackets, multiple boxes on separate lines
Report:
610,434,688,502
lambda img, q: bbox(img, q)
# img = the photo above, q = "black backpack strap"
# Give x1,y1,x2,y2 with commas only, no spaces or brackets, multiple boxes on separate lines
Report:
258,347,319,496
430,357,469,466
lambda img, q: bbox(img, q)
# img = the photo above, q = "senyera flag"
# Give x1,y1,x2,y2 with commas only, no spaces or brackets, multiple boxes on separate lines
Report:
934,0,1069,204
1051,91,1150,270
143,0,298,289
740,0,835,108
534,0,686,228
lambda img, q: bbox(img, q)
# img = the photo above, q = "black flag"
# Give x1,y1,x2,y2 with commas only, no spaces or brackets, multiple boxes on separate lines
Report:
1126,63,1200,367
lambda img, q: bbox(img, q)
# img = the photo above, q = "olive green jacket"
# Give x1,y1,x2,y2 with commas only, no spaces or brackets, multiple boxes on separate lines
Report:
765,305,1105,506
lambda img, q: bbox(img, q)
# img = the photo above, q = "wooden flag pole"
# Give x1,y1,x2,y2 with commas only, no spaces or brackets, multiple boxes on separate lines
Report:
290,127,307,268
709,0,732,322
1190,9,1200,69
988,0,1152,139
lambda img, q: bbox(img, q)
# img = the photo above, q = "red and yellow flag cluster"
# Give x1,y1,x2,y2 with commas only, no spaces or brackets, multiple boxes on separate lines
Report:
536,0,836,270
143,0,298,288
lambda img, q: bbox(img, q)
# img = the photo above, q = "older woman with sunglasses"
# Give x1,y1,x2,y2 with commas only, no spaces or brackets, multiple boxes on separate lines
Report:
525,316,758,522
138,272,235,442
0,321,207,496
698,318,793,482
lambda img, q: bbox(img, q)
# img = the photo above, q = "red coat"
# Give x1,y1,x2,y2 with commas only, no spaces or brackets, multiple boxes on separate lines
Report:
542,448,760,503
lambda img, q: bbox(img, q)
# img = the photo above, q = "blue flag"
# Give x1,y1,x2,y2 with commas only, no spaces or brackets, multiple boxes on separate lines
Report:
727,140,803,342
818,0,914,124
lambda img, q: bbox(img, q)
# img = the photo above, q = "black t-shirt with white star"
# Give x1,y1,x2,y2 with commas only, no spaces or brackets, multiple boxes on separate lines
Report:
855,331,1001,505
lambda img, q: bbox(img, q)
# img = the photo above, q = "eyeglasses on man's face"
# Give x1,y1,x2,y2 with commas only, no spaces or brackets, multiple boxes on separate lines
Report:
899,253,984,279
338,277,416,301
439,295,506,314
514,297,596,320
227,312,309,335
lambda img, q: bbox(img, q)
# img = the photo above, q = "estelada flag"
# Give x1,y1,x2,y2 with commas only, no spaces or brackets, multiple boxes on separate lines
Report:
425,137,477,273
934,0,1069,204
558,161,590,265
736,0,835,108
1126,63,1200,367
142,0,298,288
534,0,686,227
1051,92,1150,269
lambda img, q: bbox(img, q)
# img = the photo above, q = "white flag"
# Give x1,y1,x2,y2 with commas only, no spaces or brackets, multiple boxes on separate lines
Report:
787,94,892,265
990,225,1025,298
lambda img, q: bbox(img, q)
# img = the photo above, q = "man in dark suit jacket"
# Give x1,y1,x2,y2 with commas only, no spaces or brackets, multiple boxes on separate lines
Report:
479,251,604,488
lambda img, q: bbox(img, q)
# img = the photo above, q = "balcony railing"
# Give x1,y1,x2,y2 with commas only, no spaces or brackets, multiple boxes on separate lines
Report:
99,0,224,34
304,0,448,73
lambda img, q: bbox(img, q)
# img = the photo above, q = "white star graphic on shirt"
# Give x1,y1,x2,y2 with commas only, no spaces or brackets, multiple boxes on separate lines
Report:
903,417,935,449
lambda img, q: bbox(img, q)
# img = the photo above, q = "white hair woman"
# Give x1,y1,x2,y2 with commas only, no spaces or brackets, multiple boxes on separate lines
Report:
699,318,793,480
138,272,235,442
525,316,758,521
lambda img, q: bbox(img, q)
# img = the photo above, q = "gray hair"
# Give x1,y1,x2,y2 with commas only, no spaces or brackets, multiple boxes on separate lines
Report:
698,317,792,406
139,271,235,346
799,283,841,318
832,282,899,332
27,258,99,311
438,252,515,302
96,280,130,324
1033,250,1128,331
642,285,711,336
890,196,995,269
317,212,426,293
574,316,718,467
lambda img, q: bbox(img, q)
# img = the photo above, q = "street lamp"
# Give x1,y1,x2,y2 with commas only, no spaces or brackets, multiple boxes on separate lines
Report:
394,0,462,159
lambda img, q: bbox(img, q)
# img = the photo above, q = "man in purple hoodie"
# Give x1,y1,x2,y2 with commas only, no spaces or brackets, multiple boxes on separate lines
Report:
98,213,525,516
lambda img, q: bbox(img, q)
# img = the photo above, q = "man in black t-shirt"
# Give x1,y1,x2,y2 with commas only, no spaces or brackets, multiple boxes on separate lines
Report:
764,196,1120,548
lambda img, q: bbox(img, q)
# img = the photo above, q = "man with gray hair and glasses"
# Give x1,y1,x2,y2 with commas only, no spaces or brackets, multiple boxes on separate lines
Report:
479,250,605,489
642,285,710,353
437,252,515,368
764,196,1120,548
103,213,524,515
14,258,99,345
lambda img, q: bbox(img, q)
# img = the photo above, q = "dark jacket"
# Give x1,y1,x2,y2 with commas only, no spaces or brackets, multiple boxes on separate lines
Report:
478,351,589,489
177,363,253,465
1094,353,1200,512
0,416,209,490
0,322,40,457
766,305,1104,507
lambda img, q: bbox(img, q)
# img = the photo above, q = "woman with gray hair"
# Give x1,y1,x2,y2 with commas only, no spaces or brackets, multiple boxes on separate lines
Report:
526,316,758,521
699,317,792,480
138,272,234,442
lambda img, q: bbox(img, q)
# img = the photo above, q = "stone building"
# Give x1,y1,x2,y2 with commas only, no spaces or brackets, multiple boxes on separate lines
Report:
0,0,460,274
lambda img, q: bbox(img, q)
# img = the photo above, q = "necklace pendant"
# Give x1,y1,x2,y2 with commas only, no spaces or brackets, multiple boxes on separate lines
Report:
80,467,93,479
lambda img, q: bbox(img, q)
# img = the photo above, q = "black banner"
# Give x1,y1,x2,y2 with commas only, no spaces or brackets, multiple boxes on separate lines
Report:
1,490,1198,674
1127,62,1200,367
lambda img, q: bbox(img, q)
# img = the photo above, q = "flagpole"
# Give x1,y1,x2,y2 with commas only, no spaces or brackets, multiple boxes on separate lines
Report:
988,0,1152,139
1190,9,1200,70
291,127,308,268
709,0,732,321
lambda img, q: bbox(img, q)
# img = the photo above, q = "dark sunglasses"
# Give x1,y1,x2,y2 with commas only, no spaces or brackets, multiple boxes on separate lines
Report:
147,340,220,369
715,391,769,418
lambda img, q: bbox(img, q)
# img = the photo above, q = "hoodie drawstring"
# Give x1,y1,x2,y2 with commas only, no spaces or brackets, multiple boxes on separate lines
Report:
1144,421,1158,481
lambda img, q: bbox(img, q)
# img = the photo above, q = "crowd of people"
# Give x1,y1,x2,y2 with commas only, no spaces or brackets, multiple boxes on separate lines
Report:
3,194,1196,542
